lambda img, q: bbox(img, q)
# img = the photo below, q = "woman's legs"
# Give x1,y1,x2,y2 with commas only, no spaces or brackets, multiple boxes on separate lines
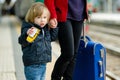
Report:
63,20,83,80
51,20,83,80
51,20,74,80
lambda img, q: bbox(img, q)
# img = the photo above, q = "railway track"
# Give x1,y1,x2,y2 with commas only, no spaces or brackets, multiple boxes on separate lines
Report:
89,24,120,37
106,71,120,80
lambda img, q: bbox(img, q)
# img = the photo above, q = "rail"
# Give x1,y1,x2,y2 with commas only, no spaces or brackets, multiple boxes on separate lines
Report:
106,71,120,80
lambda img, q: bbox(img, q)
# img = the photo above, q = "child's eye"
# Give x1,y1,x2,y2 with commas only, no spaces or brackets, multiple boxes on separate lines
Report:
44,16,47,19
37,16,41,18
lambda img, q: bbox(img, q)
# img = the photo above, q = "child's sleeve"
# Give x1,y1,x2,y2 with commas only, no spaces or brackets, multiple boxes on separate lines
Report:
50,27,58,41
18,22,30,47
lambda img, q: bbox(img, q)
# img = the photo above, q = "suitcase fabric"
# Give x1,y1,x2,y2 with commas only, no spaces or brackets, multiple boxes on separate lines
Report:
73,36,106,80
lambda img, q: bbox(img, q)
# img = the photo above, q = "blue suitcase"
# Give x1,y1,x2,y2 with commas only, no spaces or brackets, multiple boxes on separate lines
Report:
73,36,106,80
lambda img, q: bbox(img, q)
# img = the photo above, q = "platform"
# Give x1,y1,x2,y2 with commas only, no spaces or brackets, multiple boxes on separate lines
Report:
90,13,120,25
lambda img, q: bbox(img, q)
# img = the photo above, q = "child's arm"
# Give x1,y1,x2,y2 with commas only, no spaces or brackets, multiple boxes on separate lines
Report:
18,22,31,47
50,27,58,41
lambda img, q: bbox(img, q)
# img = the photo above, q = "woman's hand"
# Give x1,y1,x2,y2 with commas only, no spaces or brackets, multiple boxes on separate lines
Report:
49,18,58,28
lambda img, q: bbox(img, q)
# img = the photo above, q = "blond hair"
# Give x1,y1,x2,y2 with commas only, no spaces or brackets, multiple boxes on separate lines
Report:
25,2,50,23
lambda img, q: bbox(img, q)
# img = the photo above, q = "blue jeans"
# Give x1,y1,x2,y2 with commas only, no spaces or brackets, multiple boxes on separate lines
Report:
24,63,46,80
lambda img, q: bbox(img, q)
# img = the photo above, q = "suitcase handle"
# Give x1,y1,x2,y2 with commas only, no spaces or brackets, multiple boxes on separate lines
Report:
82,20,90,41
81,36,92,42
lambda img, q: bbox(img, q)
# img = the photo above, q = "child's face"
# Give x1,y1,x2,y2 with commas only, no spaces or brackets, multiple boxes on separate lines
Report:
34,10,48,27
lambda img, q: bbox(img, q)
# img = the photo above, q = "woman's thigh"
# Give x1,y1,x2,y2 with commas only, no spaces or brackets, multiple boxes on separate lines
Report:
58,20,74,57
72,20,83,53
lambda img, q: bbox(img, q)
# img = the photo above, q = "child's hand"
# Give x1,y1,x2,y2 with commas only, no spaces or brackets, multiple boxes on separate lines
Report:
27,27,35,35
49,18,58,28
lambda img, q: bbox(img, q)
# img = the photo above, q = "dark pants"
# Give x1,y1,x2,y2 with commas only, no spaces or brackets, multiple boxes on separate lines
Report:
51,19,84,80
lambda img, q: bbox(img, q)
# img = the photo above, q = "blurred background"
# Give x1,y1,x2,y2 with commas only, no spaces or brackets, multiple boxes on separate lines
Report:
0,0,120,80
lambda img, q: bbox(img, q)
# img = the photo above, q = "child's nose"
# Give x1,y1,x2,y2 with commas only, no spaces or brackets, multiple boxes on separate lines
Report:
41,18,44,21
